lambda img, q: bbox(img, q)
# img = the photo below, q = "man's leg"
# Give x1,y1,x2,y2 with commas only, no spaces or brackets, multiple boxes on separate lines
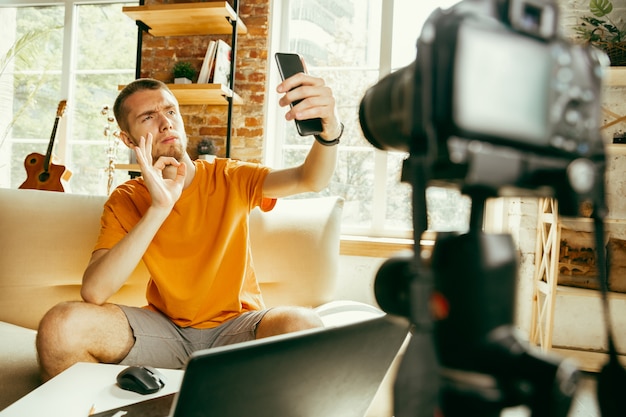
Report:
36,301,134,381
255,306,324,339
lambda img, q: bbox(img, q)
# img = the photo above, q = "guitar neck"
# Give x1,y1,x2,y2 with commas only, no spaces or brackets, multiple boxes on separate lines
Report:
42,117,61,173
43,100,67,173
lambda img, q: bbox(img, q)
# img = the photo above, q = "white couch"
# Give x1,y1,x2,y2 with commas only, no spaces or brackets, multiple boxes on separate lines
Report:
0,188,397,412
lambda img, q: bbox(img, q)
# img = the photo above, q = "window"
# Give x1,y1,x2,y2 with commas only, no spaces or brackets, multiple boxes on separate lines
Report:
0,0,137,195
268,0,470,238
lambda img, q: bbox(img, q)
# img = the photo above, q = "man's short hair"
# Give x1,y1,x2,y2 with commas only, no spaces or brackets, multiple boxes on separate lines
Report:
114,78,172,133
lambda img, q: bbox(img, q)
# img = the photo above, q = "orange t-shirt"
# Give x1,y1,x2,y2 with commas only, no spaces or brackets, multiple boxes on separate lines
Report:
94,158,276,329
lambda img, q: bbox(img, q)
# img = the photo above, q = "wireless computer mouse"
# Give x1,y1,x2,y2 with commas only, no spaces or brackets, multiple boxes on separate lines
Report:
116,365,166,395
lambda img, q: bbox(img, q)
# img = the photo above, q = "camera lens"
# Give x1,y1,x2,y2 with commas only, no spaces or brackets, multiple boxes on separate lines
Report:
359,61,420,153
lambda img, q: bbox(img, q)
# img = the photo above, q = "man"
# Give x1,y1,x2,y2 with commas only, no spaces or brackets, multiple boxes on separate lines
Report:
36,72,343,381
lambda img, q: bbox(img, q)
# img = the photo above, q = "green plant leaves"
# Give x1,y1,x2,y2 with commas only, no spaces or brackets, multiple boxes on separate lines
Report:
172,61,196,79
577,0,625,45
0,27,59,75
0,25,62,149
590,0,613,18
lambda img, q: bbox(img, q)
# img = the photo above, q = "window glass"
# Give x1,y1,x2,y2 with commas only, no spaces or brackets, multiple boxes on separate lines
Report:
0,6,64,189
392,0,459,68
0,1,136,194
75,4,136,71
276,0,469,236
280,0,384,234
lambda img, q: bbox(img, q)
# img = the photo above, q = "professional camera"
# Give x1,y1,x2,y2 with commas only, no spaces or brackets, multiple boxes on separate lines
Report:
359,0,615,416
360,0,607,217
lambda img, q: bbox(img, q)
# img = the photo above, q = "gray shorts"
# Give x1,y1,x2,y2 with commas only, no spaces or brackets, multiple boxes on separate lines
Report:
118,305,269,369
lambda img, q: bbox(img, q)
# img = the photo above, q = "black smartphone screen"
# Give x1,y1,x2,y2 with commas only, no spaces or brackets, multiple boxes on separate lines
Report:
275,52,323,136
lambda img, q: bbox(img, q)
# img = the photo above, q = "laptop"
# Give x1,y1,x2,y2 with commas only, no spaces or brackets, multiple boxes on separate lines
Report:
94,314,410,417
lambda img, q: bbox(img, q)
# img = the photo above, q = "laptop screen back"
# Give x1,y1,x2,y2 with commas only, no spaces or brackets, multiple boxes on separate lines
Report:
170,315,410,417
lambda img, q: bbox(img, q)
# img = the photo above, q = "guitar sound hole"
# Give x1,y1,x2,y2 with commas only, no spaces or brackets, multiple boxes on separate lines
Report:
39,172,50,182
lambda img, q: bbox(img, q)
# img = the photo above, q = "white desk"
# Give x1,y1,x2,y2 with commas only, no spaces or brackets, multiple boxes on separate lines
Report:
0,363,183,417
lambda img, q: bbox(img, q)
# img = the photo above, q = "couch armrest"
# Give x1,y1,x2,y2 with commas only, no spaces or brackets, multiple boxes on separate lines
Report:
250,196,344,308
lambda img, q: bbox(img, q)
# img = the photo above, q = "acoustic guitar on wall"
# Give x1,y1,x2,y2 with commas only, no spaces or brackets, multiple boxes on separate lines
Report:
19,100,72,192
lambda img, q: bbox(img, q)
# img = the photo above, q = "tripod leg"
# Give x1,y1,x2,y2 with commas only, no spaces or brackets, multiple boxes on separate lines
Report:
432,190,517,416
393,332,439,417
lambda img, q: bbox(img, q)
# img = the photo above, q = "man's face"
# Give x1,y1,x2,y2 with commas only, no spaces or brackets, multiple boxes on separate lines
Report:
123,88,187,161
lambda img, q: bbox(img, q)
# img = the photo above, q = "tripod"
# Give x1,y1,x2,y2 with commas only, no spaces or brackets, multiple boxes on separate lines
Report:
431,186,579,416
379,184,581,417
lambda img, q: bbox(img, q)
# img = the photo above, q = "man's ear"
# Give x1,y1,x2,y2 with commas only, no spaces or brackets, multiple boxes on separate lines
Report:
119,131,134,148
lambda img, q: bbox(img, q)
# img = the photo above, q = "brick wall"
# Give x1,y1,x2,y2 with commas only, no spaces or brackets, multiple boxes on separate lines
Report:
139,0,269,162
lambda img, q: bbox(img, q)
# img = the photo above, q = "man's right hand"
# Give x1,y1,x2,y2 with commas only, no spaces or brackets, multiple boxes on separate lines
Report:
82,134,186,305
132,133,186,211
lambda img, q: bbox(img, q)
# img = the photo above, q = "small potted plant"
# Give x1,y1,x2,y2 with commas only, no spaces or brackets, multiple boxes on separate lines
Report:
575,0,626,66
197,138,216,161
172,61,196,84
197,138,216,155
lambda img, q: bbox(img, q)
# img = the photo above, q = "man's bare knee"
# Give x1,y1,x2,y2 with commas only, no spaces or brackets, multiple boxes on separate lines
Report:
290,307,324,330
37,301,85,379
36,301,133,380
256,307,324,339
37,302,84,353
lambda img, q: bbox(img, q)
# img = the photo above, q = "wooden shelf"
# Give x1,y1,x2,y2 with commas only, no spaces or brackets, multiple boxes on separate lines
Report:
166,84,242,106
559,216,626,232
606,143,626,155
606,66,626,87
339,236,414,258
536,279,626,300
114,164,140,172
122,1,247,37
550,347,626,372
122,1,243,156
531,197,626,368
118,83,242,106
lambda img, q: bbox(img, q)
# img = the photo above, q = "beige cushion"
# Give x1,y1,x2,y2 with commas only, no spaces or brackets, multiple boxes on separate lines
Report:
250,196,343,308
0,188,343,330
0,189,149,330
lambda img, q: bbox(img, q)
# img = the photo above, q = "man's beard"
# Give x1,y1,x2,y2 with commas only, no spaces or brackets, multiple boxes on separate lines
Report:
152,140,185,163
156,142,185,162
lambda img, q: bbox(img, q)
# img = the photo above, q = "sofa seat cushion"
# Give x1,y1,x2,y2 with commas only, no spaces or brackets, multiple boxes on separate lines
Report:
0,321,41,410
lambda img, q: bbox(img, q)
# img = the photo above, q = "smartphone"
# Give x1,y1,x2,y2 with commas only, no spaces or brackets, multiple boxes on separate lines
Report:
275,52,324,136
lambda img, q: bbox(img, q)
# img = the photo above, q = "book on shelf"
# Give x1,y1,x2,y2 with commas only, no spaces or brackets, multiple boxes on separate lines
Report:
212,39,232,86
197,40,217,84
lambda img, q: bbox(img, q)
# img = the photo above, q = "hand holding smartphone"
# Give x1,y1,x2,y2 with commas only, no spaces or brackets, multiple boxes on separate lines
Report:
275,52,324,136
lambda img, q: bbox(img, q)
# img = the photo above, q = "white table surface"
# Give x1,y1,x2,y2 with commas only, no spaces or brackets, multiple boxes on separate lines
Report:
0,363,183,417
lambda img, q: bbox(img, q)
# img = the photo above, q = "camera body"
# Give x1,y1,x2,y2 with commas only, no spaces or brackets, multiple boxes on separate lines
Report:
360,0,608,216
